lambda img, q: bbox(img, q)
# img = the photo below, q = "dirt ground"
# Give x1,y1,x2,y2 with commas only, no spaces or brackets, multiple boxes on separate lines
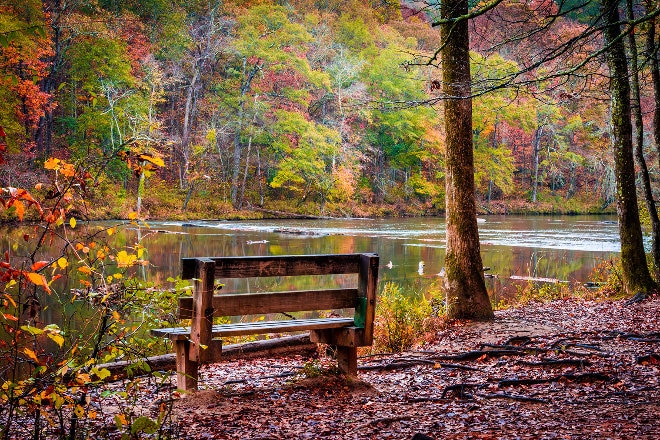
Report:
161,297,659,439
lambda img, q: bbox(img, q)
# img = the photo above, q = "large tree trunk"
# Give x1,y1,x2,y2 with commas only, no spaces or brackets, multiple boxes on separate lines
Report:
440,0,494,320
603,0,657,295
628,0,660,278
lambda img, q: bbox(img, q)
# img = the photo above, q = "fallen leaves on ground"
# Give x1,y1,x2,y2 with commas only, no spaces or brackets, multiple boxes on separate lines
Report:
34,298,660,439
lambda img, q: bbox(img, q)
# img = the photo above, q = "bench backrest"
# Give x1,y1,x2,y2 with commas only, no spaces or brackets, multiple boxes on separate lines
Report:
178,254,379,351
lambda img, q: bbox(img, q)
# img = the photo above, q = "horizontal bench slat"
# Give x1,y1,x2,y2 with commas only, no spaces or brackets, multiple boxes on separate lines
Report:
182,254,376,279
151,317,356,340
178,288,359,318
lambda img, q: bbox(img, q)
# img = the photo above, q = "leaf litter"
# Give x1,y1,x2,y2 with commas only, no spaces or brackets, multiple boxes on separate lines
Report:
46,298,660,439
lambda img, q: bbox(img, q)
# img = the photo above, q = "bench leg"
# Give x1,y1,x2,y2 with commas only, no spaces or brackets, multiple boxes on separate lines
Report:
335,345,357,376
175,340,198,391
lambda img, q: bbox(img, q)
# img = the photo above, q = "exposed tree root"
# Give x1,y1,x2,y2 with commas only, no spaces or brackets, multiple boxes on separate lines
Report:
477,392,548,403
498,372,612,387
429,349,527,361
518,359,592,368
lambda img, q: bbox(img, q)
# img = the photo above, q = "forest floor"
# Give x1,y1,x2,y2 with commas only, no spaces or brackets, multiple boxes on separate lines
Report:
38,297,657,439
139,297,659,439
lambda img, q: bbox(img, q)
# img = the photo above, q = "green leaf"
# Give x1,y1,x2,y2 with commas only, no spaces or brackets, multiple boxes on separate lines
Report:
131,416,158,434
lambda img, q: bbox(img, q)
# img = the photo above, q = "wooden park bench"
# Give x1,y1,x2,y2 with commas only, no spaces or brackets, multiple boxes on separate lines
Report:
151,253,379,391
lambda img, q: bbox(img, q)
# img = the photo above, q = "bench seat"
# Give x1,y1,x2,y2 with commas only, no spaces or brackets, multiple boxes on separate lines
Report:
151,317,356,340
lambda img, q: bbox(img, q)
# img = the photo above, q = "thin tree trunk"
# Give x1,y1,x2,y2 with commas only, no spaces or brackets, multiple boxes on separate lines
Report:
238,136,252,209
603,0,657,295
231,60,261,207
628,0,660,277
532,126,543,203
440,0,493,320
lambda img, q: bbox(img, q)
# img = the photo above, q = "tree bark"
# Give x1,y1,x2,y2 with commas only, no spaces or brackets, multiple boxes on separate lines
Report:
440,0,494,320
603,0,657,295
628,0,660,278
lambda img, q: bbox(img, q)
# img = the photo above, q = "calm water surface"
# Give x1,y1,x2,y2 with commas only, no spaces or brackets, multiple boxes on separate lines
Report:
2,215,621,304
142,215,620,298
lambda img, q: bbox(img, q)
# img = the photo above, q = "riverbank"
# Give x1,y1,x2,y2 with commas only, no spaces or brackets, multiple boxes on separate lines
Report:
0,176,615,223
26,296,655,439
74,178,613,222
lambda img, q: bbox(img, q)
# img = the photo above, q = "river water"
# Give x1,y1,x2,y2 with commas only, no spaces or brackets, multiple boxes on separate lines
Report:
2,215,621,305
141,215,620,299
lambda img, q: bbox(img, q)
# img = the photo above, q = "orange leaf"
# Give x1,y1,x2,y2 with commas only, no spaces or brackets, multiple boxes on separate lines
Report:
78,266,92,275
13,200,25,220
31,261,49,271
26,272,51,293
3,313,18,321
23,347,39,363
44,158,60,170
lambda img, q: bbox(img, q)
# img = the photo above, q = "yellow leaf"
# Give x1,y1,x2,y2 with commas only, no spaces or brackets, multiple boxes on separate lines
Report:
69,217,76,229
107,227,115,236
93,368,111,380
113,273,123,279
48,333,64,348
57,257,68,269
116,251,136,268
23,347,39,363
128,212,138,220
88,410,97,419
112,310,121,321
74,405,84,418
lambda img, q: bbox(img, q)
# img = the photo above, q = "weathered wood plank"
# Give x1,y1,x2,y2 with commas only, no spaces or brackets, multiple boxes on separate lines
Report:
335,345,358,376
175,340,198,391
178,288,358,319
309,326,365,347
189,258,215,363
358,253,379,345
181,254,376,279
151,317,355,339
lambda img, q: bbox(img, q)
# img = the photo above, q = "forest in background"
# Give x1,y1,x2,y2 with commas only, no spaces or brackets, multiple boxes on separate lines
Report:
0,0,648,219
